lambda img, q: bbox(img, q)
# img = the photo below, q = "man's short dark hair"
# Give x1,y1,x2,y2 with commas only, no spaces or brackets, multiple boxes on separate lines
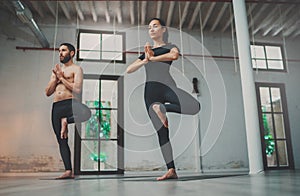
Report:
60,43,76,57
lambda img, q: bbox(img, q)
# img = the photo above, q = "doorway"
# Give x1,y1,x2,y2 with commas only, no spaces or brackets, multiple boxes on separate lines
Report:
74,75,124,175
255,83,294,170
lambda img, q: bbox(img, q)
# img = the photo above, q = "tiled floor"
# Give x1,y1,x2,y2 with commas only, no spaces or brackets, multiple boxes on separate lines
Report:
0,170,299,196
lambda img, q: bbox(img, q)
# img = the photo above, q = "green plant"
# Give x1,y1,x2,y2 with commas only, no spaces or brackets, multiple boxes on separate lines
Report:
262,106,275,156
85,100,111,162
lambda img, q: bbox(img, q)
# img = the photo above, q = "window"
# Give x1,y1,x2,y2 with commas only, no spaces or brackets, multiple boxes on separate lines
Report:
77,30,125,63
250,43,286,71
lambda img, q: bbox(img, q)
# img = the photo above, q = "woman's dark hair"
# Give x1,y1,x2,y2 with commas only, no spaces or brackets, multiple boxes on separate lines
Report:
60,43,76,57
149,18,169,43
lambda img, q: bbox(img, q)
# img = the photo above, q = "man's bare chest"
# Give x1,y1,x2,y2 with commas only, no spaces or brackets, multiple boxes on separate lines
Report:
62,69,75,81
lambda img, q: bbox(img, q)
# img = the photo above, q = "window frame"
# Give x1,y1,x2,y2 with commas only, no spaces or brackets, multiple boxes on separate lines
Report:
250,42,286,72
76,29,126,63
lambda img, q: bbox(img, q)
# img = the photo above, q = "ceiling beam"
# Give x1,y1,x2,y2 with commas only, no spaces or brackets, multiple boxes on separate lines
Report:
116,1,122,24
156,1,163,18
110,1,122,24
141,1,147,25
262,5,293,36
180,1,190,28
58,1,71,20
88,1,97,22
272,6,299,36
221,12,233,32
104,1,110,23
202,2,216,30
252,5,279,35
188,2,202,30
222,3,257,32
73,1,84,21
166,1,175,27
45,1,56,18
130,1,135,25
210,3,228,31
248,4,269,29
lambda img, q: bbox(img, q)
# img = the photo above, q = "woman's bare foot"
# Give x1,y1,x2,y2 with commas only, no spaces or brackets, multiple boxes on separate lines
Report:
60,118,68,139
55,170,74,179
157,168,178,181
152,104,168,128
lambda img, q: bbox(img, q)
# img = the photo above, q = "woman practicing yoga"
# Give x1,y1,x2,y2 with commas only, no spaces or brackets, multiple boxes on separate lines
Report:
127,18,200,180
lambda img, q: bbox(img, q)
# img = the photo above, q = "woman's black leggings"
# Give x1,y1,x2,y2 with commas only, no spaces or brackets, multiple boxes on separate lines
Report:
51,99,91,170
144,82,200,169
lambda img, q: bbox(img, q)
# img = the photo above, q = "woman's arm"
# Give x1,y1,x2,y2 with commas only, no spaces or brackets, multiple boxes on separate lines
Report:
149,47,179,62
126,44,150,73
126,45,179,74
126,58,148,73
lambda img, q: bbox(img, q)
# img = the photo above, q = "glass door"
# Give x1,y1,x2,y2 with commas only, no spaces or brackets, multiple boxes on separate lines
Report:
74,75,124,175
255,83,294,170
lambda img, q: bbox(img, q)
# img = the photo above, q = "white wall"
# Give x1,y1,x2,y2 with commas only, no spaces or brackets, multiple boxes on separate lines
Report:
0,23,299,173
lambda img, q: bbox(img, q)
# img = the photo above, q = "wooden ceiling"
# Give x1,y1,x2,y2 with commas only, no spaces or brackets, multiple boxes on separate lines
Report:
0,1,299,47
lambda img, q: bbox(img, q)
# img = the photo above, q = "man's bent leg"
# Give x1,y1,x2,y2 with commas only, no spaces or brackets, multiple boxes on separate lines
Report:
60,117,68,139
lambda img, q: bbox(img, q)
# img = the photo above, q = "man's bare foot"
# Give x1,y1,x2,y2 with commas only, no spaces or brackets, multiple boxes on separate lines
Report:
152,104,168,128
55,170,74,179
157,168,178,181
60,118,68,139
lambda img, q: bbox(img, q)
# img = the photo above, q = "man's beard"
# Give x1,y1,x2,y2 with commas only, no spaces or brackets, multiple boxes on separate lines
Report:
60,53,72,63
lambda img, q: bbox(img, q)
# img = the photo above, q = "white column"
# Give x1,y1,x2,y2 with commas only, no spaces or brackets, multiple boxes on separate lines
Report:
232,0,264,174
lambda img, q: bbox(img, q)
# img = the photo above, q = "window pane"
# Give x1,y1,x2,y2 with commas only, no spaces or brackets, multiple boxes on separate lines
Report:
101,80,118,108
274,114,286,139
266,150,277,167
81,140,99,171
99,108,111,139
102,52,123,61
82,80,99,104
260,87,271,112
252,59,267,69
267,60,284,70
79,33,101,60
266,46,282,59
110,110,118,139
83,109,100,139
251,45,265,58
262,113,276,163
277,140,288,166
263,113,275,138
102,34,123,61
79,51,100,60
102,34,123,52
79,33,100,50
271,88,282,112
100,141,118,171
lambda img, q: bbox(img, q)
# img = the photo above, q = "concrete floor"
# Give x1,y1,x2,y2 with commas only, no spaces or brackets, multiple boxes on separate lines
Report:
0,170,299,196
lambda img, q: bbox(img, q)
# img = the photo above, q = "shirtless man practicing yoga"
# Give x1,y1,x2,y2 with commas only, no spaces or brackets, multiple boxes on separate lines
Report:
45,43,91,179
